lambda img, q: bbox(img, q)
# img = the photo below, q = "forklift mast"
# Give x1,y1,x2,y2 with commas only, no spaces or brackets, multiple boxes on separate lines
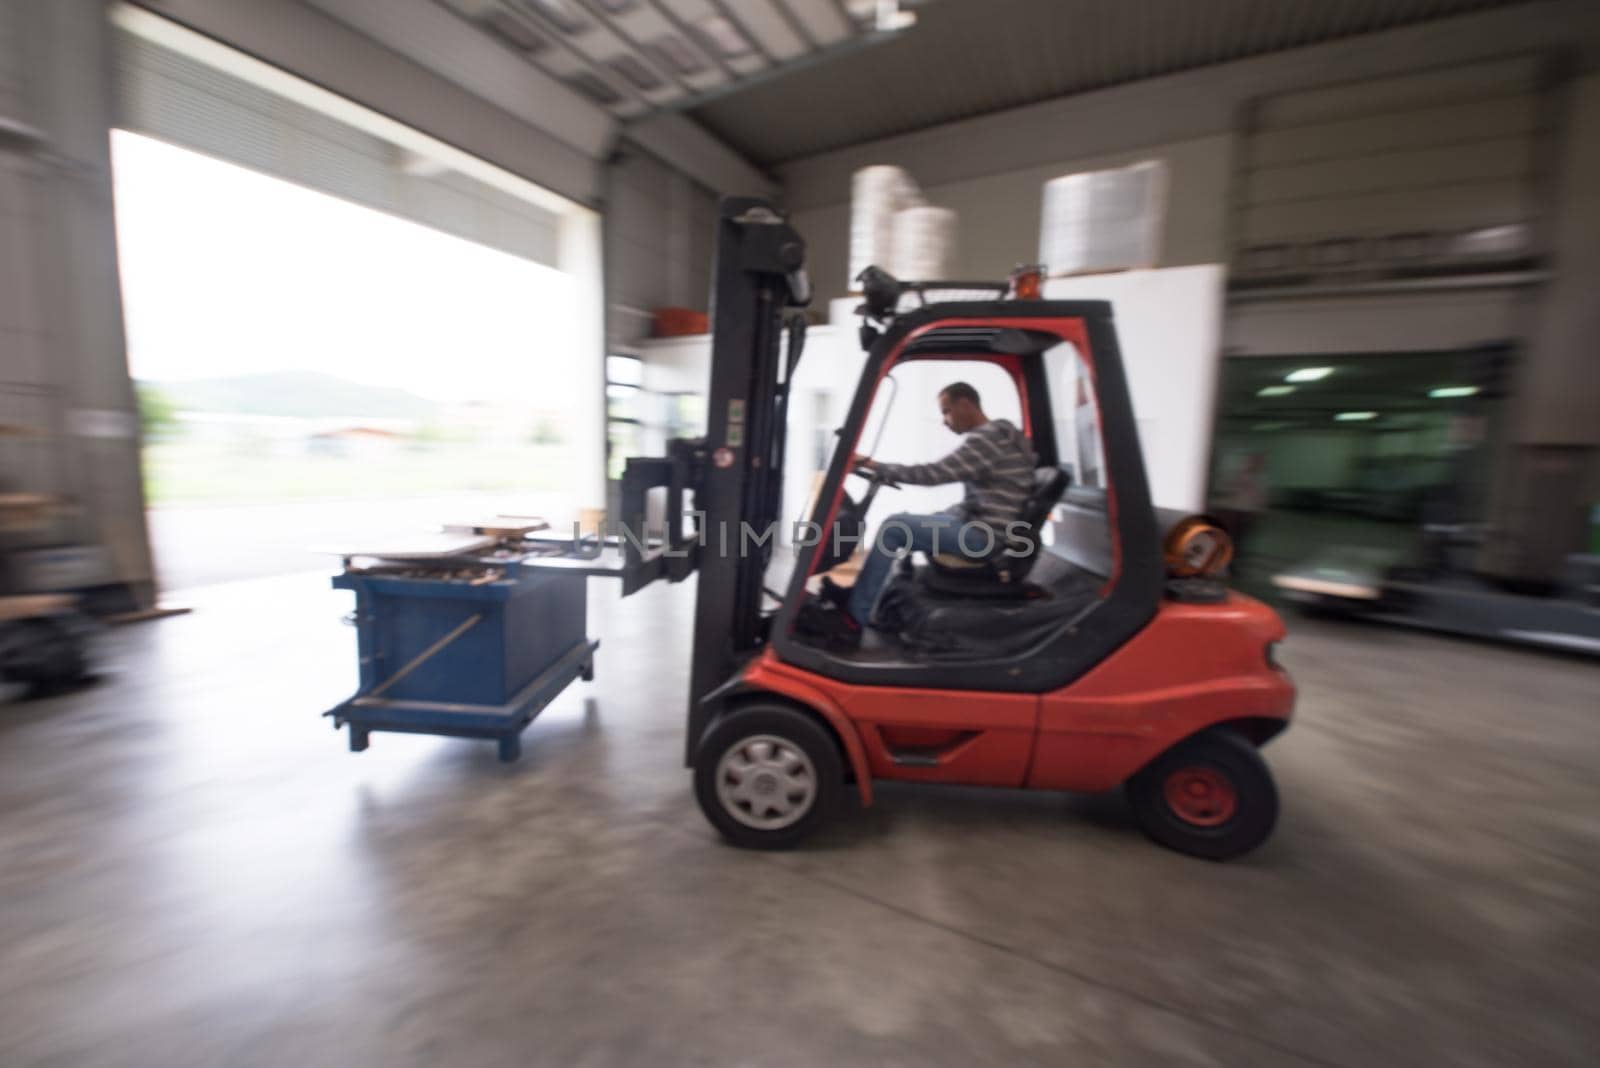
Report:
619,197,810,756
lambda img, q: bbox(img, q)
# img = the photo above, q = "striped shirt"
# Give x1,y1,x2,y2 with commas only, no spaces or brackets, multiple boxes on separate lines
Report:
874,419,1037,528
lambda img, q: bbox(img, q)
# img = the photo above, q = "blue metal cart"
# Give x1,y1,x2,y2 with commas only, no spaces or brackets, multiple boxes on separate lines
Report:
325,554,603,761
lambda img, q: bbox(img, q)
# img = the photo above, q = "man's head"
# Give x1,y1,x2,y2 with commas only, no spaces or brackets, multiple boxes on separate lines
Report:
938,382,986,434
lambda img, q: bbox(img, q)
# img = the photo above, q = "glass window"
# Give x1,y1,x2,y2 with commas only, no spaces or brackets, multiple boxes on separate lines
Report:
606,383,641,423
605,354,645,480
854,359,1026,521
606,354,644,387
667,393,706,437
1043,341,1104,490
1041,339,1114,577
606,422,640,481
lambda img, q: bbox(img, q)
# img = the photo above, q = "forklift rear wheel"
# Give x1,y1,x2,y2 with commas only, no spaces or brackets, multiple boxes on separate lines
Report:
1126,729,1278,861
694,705,842,850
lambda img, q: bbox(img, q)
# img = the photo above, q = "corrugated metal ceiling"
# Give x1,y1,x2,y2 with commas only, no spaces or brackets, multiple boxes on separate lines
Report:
430,0,884,121
688,0,1536,165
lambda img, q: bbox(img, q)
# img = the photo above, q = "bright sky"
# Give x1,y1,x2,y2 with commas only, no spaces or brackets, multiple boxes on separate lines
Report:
110,130,581,409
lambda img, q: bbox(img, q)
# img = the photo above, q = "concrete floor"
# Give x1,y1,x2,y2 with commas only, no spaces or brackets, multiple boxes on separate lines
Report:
2,573,1598,1067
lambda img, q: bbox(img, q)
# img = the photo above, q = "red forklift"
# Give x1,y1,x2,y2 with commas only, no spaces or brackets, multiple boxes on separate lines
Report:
619,197,1294,860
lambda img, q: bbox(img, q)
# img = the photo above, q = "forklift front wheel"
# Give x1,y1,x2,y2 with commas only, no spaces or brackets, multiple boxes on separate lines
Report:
1126,728,1279,861
694,704,842,850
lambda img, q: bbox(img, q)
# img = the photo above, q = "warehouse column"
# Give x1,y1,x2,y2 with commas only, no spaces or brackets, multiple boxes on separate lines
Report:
1,0,154,609
1484,72,1600,579
560,208,608,511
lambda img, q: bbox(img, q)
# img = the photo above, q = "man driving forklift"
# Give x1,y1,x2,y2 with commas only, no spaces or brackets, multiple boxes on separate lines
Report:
828,381,1037,632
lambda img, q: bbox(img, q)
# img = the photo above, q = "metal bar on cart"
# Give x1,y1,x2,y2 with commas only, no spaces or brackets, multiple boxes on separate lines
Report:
365,612,483,700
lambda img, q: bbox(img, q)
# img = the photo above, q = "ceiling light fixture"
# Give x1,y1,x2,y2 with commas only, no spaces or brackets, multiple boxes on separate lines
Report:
1257,385,1295,397
1286,367,1333,383
848,0,919,32
1428,385,1480,399
872,0,918,32
1335,411,1378,422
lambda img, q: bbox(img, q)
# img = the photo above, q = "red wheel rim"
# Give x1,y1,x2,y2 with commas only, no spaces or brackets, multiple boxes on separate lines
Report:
1163,766,1237,827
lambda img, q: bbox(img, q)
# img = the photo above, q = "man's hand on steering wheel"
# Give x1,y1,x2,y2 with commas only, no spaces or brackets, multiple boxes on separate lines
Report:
850,453,876,476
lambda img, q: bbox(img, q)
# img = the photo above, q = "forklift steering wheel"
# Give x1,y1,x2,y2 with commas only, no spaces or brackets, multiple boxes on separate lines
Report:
815,469,892,574
856,467,895,512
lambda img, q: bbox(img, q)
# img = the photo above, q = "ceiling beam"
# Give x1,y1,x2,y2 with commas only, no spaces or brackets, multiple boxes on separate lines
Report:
823,0,856,34
641,0,736,80
517,0,662,112
656,22,903,115
624,110,776,196
705,0,777,66
768,0,820,52
566,0,694,95
425,0,641,115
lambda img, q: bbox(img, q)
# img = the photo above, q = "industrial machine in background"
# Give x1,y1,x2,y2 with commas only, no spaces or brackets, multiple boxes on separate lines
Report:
0,493,97,697
1274,524,1600,656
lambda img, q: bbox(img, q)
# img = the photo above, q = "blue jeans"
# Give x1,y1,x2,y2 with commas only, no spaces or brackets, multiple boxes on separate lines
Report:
847,512,991,624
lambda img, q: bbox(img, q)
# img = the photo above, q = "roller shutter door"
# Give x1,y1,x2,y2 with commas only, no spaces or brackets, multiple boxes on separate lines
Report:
113,29,562,268
1234,56,1547,282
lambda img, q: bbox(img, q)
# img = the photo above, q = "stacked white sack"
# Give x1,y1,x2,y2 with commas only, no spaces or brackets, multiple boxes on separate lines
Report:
849,165,922,286
890,205,958,282
1039,160,1167,276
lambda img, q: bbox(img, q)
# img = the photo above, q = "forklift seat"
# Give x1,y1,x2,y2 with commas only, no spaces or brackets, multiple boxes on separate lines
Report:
923,466,1072,598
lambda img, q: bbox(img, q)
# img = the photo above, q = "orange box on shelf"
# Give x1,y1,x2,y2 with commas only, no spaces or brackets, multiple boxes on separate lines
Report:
652,306,709,337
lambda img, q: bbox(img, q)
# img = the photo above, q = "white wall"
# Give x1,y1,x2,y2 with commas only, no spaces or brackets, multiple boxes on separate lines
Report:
1046,266,1227,512
638,267,1223,535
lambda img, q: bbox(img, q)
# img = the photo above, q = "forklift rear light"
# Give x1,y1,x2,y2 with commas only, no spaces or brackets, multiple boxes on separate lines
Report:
1008,265,1045,300
1162,516,1233,578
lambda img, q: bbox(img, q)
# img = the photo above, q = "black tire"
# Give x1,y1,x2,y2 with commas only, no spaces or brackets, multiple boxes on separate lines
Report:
694,704,843,850
0,618,89,689
1125,728,1278,861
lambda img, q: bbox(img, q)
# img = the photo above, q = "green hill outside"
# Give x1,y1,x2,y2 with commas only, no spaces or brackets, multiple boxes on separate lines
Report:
141,371,440,420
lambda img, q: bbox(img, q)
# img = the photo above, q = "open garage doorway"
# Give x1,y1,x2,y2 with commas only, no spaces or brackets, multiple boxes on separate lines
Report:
1208,347,1511,593
109,11,603,592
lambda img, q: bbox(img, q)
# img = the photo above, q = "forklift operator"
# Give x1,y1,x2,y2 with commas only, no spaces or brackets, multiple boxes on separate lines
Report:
844,381,1037,625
